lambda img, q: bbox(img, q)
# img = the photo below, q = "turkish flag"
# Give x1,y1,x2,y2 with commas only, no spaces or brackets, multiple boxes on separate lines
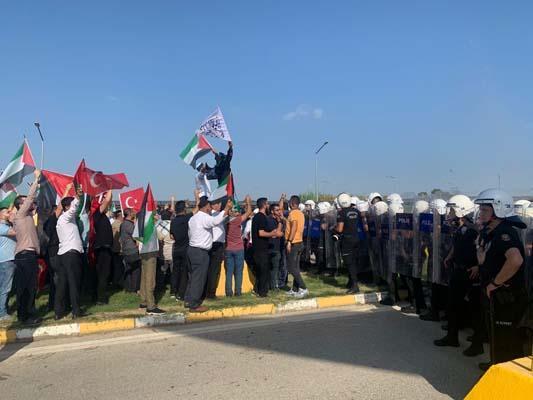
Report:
119,187,145,213
74,159,129,196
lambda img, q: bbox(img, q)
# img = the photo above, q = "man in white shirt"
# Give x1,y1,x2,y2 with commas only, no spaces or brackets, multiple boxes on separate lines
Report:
205,199,228,299
185,196,232,312
55,185,85,320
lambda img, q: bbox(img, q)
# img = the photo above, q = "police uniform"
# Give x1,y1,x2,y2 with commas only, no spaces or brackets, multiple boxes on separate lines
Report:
479,221,528,364
337,207,360,290
435,222,478,347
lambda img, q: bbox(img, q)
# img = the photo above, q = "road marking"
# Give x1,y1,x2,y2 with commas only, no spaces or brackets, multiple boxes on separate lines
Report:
1,305,382,358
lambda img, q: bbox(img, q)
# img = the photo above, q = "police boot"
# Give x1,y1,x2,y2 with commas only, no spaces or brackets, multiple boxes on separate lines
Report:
434,335,460,347
462,343,484,357
420,310,440,322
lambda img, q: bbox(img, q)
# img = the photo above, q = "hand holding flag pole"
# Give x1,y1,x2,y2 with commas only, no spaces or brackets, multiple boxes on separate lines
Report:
34,122,44,170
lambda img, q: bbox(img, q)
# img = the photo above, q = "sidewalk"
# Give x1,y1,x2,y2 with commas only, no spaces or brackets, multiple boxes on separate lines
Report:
0,290,388,344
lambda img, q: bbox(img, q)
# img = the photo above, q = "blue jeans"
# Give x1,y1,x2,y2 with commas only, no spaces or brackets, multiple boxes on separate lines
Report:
225,250,244,296
0,260,16,317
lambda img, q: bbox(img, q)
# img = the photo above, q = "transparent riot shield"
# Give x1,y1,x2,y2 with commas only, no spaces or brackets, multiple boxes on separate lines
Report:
432,213,453,285
318,211,337,273
387,209,400,277
394,213,415,278
380,213,392,284
366,212,382,283
417,213,434,282
303,210,312,265
516,212,533,298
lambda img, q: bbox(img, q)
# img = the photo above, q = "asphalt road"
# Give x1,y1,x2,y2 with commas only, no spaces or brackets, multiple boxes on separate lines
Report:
0,305,485,400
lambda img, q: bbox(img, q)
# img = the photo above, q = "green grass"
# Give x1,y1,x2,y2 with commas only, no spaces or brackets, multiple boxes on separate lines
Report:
0,273,386,330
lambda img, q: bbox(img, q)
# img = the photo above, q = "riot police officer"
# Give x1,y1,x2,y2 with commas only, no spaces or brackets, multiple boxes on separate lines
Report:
474,189,529,371
335,193,361,294
434,195,480,353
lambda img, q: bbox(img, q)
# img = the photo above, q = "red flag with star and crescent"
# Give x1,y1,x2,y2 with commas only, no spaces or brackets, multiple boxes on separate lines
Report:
119,187,145,213
74,159,129,196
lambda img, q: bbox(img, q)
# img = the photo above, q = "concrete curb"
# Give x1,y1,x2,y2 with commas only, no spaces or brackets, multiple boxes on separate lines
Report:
0,291,387,345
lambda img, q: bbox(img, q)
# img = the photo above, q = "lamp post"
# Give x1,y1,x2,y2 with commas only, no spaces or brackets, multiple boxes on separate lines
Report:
34,122,44,170
315,141,329,202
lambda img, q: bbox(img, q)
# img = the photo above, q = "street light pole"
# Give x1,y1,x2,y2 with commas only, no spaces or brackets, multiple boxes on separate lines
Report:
315,141,329,202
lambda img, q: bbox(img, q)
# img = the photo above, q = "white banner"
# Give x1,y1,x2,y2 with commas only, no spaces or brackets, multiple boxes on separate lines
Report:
196,106,232,141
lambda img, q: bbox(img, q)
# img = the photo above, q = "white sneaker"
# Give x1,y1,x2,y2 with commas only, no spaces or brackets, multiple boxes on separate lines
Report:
293,289,309,299
286,289,297,296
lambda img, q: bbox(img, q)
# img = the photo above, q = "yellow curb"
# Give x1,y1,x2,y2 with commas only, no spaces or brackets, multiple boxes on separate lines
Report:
466,358,533,400
316,295,356,309
229,304,275,317
0,329,16,345
185,310,225,323
79,319,135,335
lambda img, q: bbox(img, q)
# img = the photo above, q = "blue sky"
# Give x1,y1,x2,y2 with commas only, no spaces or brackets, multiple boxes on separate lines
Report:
1,1,533,200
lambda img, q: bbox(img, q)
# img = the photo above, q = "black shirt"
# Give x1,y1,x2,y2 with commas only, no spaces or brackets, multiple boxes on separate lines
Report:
170,214,192,254
43,214,59,257
93,209,113,249
480,221,526,290
452,223,478,268
337,207,360,238
252,212,270,253
267,216,282,252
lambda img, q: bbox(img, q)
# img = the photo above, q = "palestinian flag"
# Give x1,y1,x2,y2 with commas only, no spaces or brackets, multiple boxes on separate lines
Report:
0,140,36,186
133,184,159,254
209,172,234,202
38,170,75,211
0,182,17,208
179,133,214,169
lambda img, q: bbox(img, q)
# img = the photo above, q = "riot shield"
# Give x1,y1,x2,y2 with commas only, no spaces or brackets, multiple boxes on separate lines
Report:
394,213,415,277
417,213,434,282
318,211,337,272
379,213,392,284
516,212,533,298
388,210,398,275
432,213,453,285
367,212,382,283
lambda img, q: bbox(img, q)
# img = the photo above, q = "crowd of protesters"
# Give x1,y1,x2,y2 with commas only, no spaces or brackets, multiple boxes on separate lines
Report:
1,172,532,372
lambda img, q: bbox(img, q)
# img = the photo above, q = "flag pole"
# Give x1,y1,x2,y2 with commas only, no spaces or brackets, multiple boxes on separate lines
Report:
34,122,44,170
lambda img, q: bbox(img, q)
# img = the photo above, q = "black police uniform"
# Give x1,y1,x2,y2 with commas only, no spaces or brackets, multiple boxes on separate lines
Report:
435,222,478,346
480,221,528,364
337,207,360,290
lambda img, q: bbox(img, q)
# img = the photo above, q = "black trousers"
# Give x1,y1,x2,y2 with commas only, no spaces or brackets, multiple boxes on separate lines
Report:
111,252,124,288
55,251,82,317
123,254,141,293
14,251,39,322
253,249,270,297
95,248,112,302
469,284,486,346
172,250,189,299
185,247,210,309
46,253,60,310
409,277,427,312
341,236,359,287
287,242,306,290
446,268,471,340
206,242,224,298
